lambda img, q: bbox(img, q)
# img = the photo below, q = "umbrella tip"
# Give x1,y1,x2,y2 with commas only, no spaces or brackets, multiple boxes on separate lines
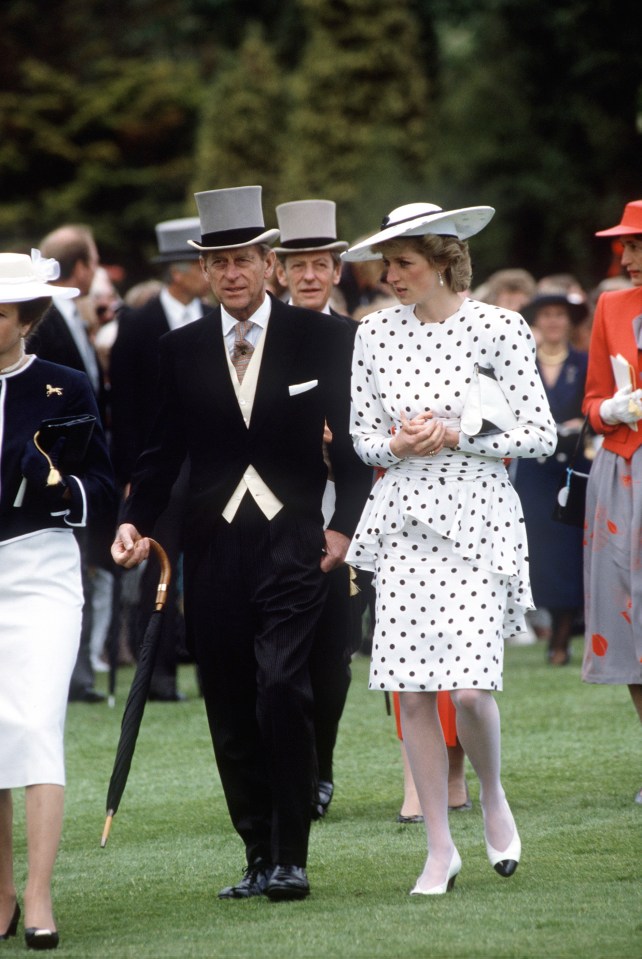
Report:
101,813,114,847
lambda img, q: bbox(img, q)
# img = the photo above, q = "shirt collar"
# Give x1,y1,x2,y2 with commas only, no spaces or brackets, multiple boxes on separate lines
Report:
221,292,272,335
52,295,80,323
160,287,203,329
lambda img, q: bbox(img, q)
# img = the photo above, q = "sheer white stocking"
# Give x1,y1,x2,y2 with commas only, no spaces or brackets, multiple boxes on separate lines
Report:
450,688,515,853
398,692,456,890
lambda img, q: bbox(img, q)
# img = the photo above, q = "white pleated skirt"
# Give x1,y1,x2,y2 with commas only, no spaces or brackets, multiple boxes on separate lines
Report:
0,530,82,788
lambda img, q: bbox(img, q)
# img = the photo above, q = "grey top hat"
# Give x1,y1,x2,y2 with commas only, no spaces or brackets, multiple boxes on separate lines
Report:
152,217,203,263
273,200,348,255
188,186,279,252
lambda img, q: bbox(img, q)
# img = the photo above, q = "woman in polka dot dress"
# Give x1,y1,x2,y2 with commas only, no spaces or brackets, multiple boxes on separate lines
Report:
342,203,556,895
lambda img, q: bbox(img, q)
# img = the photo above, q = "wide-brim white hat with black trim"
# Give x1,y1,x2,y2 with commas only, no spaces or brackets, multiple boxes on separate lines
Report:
341,202,495,262
273,199,349,255
187,185,279,252
0,250,79,302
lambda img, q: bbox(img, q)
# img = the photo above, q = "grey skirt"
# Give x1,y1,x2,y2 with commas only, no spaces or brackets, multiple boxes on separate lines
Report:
583,445,642,685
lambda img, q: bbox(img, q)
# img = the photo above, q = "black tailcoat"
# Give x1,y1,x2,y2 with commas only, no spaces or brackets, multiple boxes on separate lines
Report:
122,295,371,866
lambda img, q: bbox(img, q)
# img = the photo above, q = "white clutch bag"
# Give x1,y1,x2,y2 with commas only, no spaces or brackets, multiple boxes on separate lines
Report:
461,363,517,436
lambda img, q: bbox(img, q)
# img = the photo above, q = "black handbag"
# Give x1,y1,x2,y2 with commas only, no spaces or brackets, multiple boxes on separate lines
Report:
551,417,590,528
36,413,97,472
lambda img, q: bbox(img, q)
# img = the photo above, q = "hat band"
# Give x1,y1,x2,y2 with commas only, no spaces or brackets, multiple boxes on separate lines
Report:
278,236,338,250
380,210,440,230
200,226,267,247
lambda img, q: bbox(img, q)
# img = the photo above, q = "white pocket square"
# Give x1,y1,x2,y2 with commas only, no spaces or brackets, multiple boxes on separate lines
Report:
289,380,318,396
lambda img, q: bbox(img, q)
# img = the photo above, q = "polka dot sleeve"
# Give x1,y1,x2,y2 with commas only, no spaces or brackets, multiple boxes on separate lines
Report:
458,310,557,459
350,316,403,469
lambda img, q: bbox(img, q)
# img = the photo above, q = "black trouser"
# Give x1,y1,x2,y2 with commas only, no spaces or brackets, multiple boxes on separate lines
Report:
186,495,328,867
308,564,358,784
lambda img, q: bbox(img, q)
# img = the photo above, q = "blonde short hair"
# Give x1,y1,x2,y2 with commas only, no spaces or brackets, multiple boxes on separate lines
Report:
373,234,472,293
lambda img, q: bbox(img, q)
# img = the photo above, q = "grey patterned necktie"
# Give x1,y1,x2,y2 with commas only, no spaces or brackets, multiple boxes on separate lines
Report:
232,320,255,382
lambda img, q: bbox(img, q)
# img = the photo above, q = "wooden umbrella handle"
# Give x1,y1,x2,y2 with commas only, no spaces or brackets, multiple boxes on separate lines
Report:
147,538,171,612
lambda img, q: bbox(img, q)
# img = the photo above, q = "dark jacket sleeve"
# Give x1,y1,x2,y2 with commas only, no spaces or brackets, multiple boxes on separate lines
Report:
321,320,373,538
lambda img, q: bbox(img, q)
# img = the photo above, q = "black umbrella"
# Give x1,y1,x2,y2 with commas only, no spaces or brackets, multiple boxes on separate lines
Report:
101,538,171,847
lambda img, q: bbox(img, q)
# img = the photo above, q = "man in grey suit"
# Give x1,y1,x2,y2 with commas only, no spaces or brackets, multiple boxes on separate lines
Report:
112,186,371,901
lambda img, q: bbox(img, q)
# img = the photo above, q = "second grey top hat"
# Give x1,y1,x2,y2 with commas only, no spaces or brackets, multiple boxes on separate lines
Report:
188,186,279,251
273,200,348,255
153,217,202,262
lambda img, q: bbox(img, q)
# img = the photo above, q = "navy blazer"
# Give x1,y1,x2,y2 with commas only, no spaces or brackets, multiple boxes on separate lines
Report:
123,296,372,544
109,295,211,484
0,358,116,543
26,304,108,425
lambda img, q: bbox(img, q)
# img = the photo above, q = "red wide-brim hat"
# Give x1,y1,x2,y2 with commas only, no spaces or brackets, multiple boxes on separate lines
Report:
595,200,642,237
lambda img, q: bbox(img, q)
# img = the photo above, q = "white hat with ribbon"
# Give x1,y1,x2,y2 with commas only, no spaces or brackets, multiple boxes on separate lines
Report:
0,250,79,302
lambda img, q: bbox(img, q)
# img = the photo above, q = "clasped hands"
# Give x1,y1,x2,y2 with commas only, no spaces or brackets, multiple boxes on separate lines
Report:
600,385,642,426
390,411,459,459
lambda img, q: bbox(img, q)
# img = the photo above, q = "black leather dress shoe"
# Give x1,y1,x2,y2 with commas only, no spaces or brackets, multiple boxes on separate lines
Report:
148,690,187,702
217,860,272,899
265,864,310,901
311,780,334,820
69,689,105,704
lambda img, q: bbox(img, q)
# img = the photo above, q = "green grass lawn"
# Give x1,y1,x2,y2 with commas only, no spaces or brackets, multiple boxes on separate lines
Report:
8,637,640,958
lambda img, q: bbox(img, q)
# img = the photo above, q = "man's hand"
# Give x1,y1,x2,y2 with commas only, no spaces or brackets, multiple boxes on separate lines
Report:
111,523,150,568
321,529,350,573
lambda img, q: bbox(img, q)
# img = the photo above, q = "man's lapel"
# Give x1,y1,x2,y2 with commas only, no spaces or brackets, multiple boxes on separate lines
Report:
251,297,304,433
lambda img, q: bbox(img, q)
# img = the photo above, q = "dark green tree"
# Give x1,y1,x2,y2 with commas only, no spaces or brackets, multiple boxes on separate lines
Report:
434,0,642,286
281,0,434,242
190,25,286,226
0,55,202,277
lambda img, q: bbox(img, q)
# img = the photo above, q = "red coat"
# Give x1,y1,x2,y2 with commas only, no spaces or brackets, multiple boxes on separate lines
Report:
583,286,642,460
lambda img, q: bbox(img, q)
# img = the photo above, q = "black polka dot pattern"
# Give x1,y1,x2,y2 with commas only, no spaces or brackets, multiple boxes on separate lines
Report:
346,298,553,692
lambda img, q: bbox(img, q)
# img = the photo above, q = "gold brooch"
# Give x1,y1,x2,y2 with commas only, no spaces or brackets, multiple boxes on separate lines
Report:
46,384,63,397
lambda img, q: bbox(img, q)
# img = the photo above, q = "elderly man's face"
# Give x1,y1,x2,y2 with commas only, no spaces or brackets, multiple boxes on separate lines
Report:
276,251,341,312
201,246,275,320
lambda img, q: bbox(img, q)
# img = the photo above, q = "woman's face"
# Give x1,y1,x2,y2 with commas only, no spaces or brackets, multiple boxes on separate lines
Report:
621,236,642,286
381,245,440,307
0,302,28,367
533,304,572,347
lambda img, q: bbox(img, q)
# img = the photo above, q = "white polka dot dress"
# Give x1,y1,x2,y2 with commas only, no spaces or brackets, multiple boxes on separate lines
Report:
347,298,557,692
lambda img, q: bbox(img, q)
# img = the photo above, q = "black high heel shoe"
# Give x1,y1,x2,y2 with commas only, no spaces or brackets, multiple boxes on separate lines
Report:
24,928,59,951
0,902,20,939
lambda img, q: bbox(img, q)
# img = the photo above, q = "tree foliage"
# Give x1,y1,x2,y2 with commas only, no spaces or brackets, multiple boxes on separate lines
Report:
0,0,640,287
281,0,433,242
191,26,285,226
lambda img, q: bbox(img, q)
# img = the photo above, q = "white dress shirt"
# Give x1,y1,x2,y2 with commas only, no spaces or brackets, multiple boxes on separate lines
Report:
52,296,100,394
160,287,204,331
220,295,283,522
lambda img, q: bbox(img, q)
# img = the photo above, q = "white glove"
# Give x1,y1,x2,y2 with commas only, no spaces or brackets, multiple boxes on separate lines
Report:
600,386,642,425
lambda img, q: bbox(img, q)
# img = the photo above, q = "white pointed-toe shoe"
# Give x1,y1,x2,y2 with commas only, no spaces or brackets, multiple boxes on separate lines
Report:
410,848,462,895
486,827,521,877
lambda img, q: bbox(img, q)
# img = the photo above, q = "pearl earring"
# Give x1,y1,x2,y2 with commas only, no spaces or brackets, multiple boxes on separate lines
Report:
437,272,444,287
